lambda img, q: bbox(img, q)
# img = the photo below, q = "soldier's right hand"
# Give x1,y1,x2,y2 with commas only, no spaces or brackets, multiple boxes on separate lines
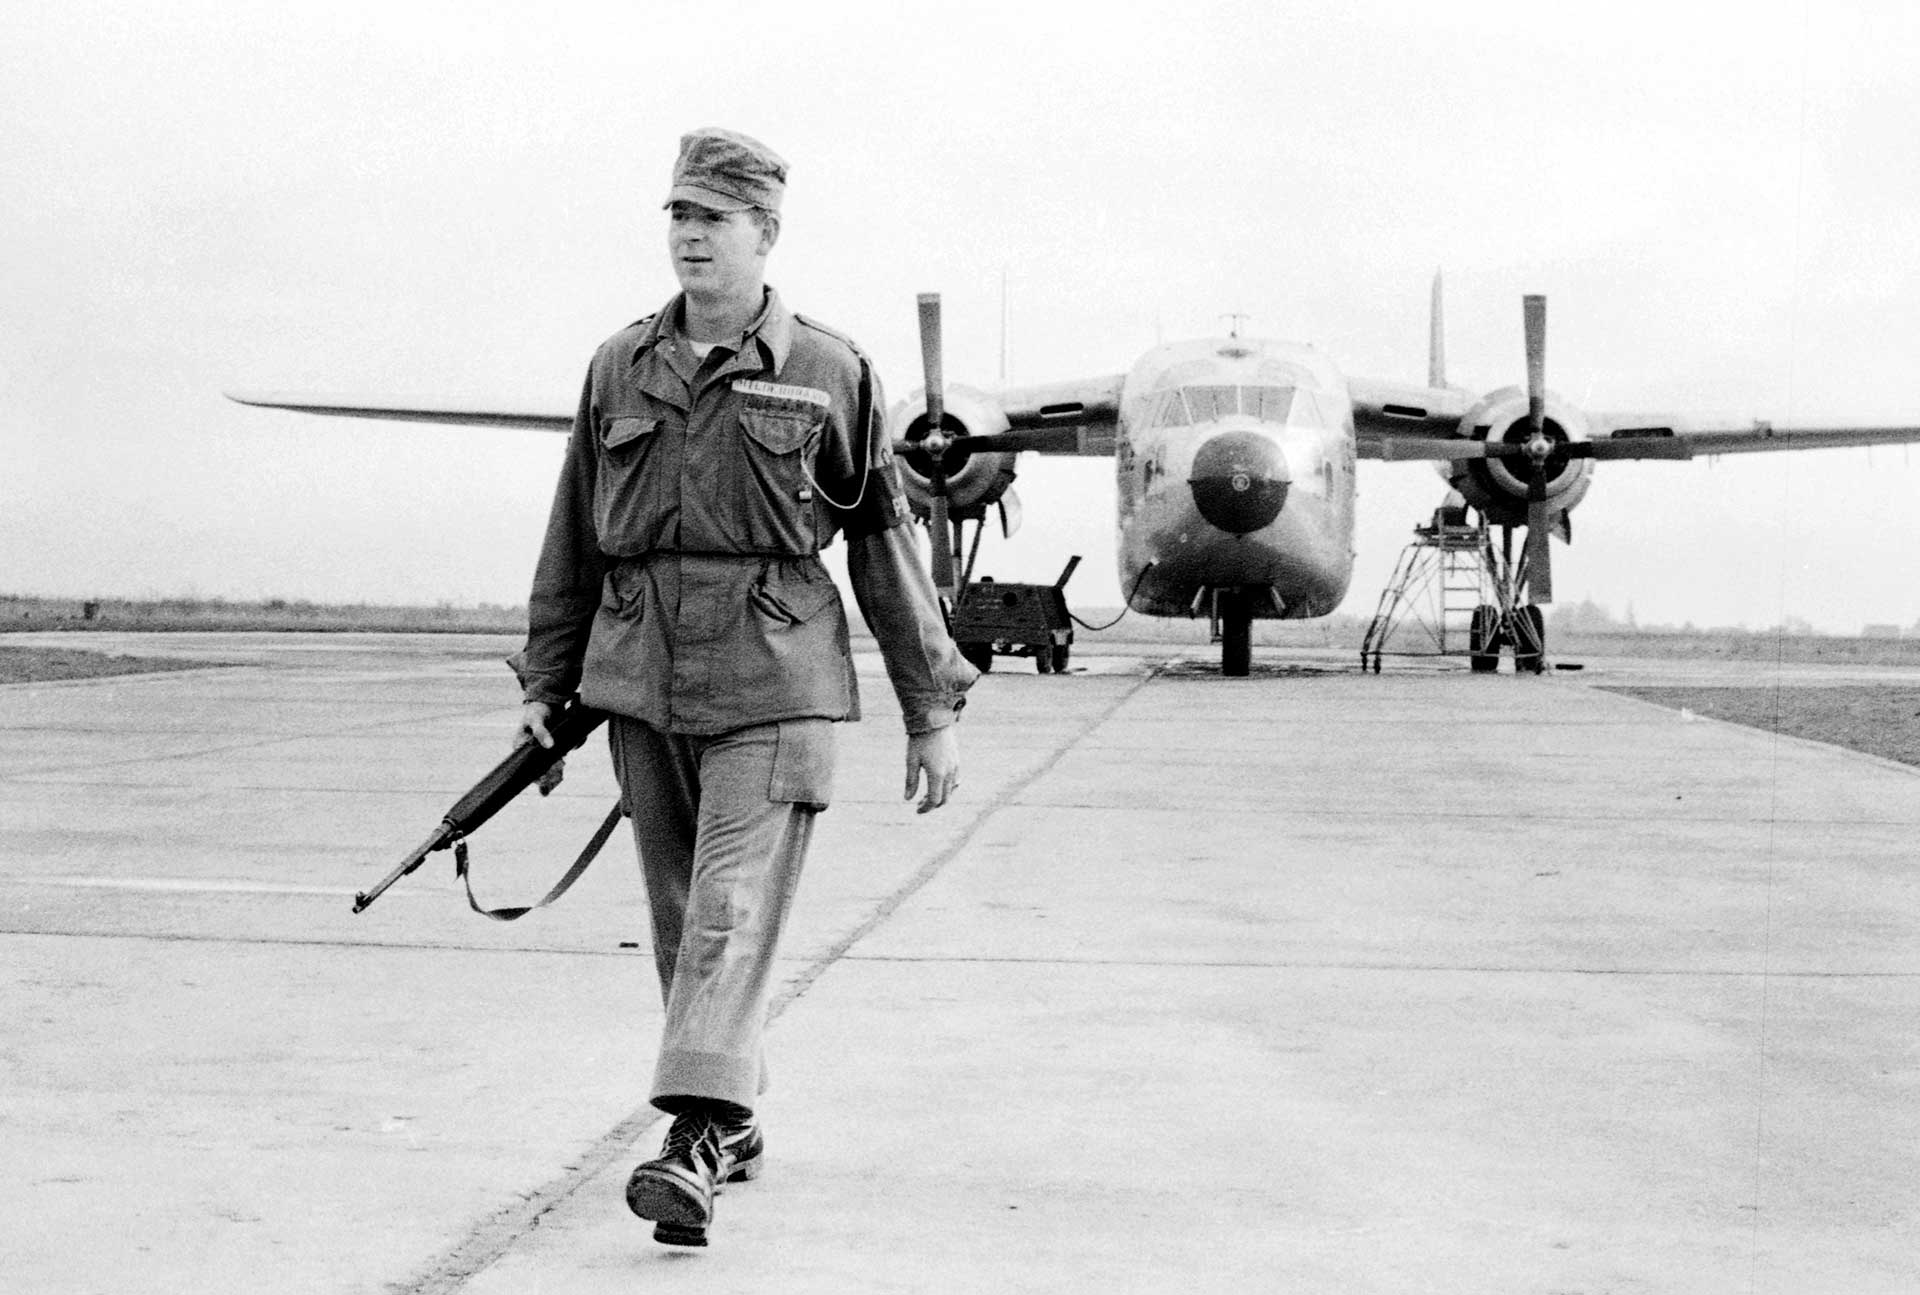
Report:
516,701,557,750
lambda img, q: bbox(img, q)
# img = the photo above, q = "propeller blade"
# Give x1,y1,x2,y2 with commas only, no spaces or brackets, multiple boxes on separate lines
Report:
917,293,945,434
889,425,1085,459
997,486,1023,539
928,487,957,597
1524,497,1555,604
914,290,956,597
1378,436,1522,462
961,427,1081,454
1523,294,1547,437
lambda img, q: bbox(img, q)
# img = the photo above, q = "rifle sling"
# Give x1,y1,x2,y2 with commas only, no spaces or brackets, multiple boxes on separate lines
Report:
453,799,627,922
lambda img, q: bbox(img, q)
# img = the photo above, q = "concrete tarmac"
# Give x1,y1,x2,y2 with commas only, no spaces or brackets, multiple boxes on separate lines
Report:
3,632,1916,1293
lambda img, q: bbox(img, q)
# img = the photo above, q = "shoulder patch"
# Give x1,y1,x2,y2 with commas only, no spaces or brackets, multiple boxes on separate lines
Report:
733,379,832,409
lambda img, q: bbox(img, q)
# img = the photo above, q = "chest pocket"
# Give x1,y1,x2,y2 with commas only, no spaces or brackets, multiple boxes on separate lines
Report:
741,406,820,456
605,416,658,450
731,401,827,554
594,414,671,554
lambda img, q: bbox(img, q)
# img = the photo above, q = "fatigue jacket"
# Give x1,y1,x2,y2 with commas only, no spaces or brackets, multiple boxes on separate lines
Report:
519,288,976,736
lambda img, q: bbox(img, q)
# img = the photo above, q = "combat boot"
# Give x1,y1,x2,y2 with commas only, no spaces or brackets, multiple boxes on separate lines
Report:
626,1108,764,1246
713,1108,764,1189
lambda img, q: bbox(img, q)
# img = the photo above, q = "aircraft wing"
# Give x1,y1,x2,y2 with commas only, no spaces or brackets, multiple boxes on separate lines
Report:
984,375,1128,456
1586,412,1920,459
226,391,572,432
1349,377,1920,463
230,380,1131,453
1347,377,1476,454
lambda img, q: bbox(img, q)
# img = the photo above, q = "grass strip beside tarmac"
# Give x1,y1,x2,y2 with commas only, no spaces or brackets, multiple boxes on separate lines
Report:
1603,685,1920,770
0,646,227,685
3,594,524,636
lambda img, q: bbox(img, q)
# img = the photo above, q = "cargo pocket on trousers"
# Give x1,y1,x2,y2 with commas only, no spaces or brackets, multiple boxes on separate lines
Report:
768,718,835,812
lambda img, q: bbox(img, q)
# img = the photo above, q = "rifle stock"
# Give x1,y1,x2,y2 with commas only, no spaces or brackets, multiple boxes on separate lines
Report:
352,703,608,913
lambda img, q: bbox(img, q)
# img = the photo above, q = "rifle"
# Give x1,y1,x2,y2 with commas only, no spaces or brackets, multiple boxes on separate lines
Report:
353,703,615,917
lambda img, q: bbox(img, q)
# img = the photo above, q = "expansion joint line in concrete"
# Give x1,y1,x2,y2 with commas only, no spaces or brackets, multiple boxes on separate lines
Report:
390,668,1162,1294
764,671,1162,1022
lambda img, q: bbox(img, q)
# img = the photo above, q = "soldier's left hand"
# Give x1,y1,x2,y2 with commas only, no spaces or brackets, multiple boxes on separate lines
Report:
904,728,960,814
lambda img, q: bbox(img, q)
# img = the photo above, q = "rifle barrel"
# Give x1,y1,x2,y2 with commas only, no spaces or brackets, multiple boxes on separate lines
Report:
352,822,455,913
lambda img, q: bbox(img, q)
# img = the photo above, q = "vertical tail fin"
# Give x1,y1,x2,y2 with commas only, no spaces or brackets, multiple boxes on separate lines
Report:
1428,269,1447,389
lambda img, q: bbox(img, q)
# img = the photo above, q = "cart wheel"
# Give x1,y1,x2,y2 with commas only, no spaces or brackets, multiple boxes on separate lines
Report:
1050,643,1070,673
960,641,994,673
1034,648,1052,674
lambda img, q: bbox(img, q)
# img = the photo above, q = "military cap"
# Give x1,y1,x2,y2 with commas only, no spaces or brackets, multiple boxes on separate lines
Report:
664,127,787,213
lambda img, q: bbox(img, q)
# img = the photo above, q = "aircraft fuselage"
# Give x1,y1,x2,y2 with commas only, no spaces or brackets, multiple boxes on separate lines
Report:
1115,338,1356,620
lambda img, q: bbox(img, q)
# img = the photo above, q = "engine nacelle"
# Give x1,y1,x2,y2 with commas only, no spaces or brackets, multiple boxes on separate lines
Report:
887,384,1021,520
1438,384,1594,527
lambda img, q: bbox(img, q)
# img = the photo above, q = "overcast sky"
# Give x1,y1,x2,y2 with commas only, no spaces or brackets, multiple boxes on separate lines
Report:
5,0,1919,632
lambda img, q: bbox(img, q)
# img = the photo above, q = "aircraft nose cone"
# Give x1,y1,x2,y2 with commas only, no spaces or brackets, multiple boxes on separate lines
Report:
1188,431,1289,535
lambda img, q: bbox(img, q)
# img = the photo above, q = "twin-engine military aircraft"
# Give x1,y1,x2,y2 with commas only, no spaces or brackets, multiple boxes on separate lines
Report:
231,279,1920,676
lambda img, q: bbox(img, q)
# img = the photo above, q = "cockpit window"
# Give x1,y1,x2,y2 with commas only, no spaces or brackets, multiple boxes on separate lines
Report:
1143,384,1302,428
1182,385,1239,423
1145,389,1190,428
1243,385,1296,423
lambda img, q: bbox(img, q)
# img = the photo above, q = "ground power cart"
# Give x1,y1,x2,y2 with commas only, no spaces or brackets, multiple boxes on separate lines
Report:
951,556,1080,674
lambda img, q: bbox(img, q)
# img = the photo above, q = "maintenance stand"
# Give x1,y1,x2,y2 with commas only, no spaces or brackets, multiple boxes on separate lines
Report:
1361,496,1545,674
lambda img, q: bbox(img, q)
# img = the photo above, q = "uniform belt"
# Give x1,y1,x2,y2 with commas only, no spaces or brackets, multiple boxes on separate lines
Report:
612,549,821,560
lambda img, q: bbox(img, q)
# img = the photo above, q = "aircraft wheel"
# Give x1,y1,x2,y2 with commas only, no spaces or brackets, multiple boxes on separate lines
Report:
1512,604,1546,674
960,641,994,674
1050,643,1070,673
1469,604,1500,673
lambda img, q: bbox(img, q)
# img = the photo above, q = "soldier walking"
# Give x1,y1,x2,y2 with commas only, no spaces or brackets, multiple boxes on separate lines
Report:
514,128,976,1246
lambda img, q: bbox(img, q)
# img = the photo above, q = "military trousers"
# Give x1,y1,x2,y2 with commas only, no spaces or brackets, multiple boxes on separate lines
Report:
607,713,835,1113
